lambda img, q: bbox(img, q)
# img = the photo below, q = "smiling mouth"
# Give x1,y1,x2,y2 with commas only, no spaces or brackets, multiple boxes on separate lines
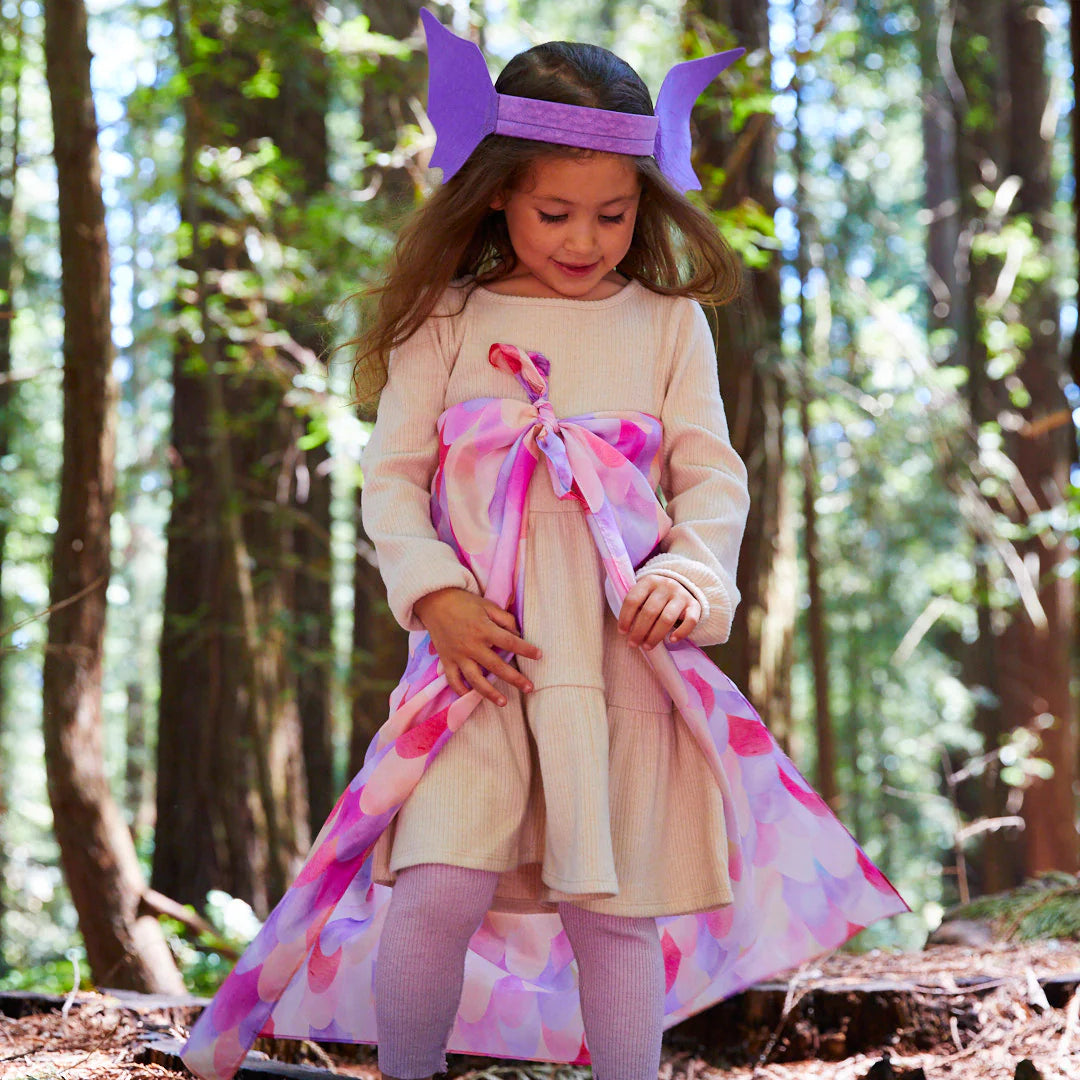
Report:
554,259,599,274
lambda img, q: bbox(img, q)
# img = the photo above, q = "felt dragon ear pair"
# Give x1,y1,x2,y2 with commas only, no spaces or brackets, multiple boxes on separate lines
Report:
419,8,743,194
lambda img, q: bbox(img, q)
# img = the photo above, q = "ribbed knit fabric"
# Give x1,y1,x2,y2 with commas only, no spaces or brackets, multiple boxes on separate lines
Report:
361,280,749,642
558,901,665,1080
374,864,665,1080
361,280,750,917
375,863,501,1079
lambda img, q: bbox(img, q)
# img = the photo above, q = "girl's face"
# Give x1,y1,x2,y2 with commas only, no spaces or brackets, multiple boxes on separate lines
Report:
491,153,641,300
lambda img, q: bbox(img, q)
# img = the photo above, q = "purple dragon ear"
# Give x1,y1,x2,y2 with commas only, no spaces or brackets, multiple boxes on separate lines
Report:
654,48,745,193
420,7,744,192
420,8,498,179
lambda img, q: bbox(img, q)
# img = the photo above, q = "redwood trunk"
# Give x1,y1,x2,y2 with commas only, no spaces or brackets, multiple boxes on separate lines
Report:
41,0,182,992
916,0,962,340
953,0,1018,892
0,3,22,963
999,0,1076,875
792,44,835,807
686,0,794,748
348,0,423,775
953,0,1077,880
154,0,318,914
274,11,335,835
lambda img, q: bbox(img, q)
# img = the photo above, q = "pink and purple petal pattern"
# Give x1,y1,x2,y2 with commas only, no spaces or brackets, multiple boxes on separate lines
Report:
181,344,908,1080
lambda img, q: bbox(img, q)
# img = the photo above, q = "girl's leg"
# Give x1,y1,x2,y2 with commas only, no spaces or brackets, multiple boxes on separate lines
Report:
558,902,665,1080
375,862,500,1080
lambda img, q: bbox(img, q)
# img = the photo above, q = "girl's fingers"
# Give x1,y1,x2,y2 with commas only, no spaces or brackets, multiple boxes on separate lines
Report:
668,598,701,642
458,659,507,707
621,583,701,649
478,648,533,695
482,603,542,660
624,592,669,647
491,625,542,661
444,663,469,698
485,603,517,629
643,598,689,649
617,582,650,634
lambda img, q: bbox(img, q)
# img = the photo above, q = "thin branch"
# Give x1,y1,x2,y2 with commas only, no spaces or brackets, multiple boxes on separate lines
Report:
139,889,240,960
0,575,107,641
0,365,55,385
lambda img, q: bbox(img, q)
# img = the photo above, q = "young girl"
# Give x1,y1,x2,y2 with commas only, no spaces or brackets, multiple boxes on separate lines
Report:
181,13,906,1080
361,16,752,1080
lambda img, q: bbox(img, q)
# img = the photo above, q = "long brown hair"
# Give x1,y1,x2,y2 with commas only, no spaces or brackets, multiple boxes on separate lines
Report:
349,35,742,406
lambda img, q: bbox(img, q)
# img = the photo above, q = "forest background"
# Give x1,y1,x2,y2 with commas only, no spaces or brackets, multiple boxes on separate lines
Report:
2,0,1078,995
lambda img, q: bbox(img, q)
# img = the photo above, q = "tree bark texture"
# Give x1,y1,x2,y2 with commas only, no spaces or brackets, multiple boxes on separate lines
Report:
684,0,795,749
953,0,1077,880
998,0,1076,875
792,37,836,808
294,438,336,832
348,0,423,776
273,14,335,836
0,3,23,967
41,0,183,992
916,0,963,341
1071,0,1080,394
155,0,326,914
953,0,1019,892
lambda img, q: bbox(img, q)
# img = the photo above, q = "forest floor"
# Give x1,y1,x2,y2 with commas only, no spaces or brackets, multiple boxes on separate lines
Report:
1,943,1078,1080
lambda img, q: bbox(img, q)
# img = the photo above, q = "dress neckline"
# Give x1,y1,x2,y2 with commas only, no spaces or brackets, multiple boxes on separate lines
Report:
473,278,642,309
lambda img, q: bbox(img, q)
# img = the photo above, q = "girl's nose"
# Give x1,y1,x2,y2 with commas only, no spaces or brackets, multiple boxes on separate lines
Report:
565,218,597,253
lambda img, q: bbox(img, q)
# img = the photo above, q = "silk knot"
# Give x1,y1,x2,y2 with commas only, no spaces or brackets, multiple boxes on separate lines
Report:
535,399,560,440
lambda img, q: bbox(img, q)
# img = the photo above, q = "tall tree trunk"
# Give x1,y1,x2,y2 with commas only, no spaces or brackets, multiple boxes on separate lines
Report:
1069,1,1080,802
41,0,182,992
954,0,1076,881
792,23,836,806
999,0,1076,875
0,3,23,966
274,6,335,836
155,0,318,914
124,682,147,828
953,0,1018,892
685,0,795,748
294,441,335,831
348,0,425,776
917,0,962,341
1071,0,1080,394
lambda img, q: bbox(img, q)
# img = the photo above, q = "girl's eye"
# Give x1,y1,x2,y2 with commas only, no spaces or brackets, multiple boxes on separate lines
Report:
536,211,627,224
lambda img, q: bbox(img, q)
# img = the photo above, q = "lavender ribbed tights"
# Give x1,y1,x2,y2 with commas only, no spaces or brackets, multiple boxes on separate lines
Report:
374,863,665,1080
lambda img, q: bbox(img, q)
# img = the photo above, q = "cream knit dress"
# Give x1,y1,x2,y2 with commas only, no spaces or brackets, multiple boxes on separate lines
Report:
361,279,751,918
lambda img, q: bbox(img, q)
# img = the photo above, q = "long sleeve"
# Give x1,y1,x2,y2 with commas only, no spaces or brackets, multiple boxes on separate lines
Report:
360,304,483,632
634,298,750,647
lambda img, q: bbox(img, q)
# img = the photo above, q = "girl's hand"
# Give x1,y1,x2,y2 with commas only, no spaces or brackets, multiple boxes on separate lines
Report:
413,587,542,707
617,576,700,650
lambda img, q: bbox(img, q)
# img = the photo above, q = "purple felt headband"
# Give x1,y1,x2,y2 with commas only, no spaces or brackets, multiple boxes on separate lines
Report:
420,8,744,194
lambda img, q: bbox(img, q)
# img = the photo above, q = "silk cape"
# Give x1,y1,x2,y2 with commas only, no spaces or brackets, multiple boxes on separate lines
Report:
181,343,908,1080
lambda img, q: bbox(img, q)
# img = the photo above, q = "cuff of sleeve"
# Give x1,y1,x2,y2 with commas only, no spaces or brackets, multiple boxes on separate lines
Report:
634,557,734,646
390,562,483,632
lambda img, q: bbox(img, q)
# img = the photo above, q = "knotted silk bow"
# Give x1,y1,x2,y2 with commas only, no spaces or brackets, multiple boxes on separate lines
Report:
182,344,907,1080
421,9,745,193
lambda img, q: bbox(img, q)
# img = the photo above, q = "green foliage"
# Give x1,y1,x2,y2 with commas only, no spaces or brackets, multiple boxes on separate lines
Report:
942,873,1080,941
0,952,91,995
241,54,281,100
166,891,262,995
714,197,778,270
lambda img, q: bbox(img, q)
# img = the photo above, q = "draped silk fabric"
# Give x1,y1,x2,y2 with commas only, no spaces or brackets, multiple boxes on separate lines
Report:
181,344,908,1080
